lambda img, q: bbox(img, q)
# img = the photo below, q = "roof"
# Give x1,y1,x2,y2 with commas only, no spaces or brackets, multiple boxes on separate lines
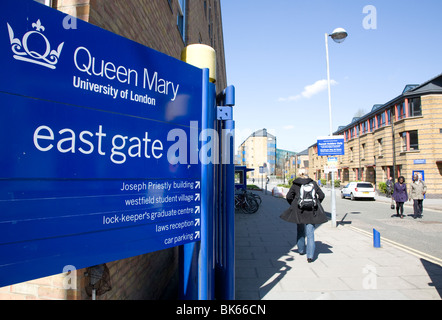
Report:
334,73,442,134
239,128,276,147
247,128,275,139
297,148,309,156
235,166,255,172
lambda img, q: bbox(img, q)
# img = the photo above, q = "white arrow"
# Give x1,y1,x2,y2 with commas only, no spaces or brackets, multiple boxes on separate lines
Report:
195,181,201,189
195,206,200,214
195,231,201,239
195,193,200,201
195,218,200,226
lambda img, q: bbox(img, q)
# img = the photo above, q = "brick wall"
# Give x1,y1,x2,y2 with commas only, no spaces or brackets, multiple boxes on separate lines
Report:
0,248,178,300
89,0,184,60
79,248,178,300
88,0,226,90
187,0,227,89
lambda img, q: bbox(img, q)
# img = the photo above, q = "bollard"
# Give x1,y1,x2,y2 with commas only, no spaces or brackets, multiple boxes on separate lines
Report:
373,229,381,248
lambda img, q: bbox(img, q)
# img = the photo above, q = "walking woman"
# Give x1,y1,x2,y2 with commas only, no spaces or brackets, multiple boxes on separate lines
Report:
392,176,408,219
280,174,327,263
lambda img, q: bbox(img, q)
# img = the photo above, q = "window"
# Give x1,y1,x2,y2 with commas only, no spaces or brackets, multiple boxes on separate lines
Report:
408,97,422,117
401,132,407,152
235,171,244,185
350,127,355,139
377,138,383,156
177,0,186,42
357,183,374,188
362,121,368,134
361,143,366,159
376,112,385,127
401,130,419,152
398,102,406,120
409,130,419,150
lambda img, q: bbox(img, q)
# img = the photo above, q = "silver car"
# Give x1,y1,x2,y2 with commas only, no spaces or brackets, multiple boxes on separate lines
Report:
341,182,376,201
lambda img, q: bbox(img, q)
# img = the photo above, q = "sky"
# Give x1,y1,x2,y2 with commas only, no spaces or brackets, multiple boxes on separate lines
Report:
220,0,442,153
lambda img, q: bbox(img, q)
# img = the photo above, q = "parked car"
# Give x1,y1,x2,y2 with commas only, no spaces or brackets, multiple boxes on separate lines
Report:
341,182,375,201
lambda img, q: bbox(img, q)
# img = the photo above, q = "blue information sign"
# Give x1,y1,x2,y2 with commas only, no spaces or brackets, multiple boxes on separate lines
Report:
0,0,203,286
317,136,345,156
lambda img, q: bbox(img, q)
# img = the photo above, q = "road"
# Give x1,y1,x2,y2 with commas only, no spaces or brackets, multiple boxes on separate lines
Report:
319,187,442,261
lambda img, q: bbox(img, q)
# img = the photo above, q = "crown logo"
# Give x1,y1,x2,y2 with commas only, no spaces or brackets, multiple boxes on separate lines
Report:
7,19,64,69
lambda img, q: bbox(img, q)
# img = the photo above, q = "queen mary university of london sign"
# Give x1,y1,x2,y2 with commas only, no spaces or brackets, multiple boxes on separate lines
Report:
0,0,206,287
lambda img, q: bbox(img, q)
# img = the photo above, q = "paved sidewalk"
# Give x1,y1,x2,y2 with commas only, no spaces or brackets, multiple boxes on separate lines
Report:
235,191,442,300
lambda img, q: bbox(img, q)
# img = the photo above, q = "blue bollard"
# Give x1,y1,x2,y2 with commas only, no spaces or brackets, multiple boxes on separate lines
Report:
373,229,381,248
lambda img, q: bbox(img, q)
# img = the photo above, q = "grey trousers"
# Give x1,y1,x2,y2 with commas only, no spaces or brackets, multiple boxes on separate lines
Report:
413,199,423,217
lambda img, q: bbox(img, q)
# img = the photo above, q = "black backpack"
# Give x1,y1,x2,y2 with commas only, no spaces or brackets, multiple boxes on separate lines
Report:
297,182,317,210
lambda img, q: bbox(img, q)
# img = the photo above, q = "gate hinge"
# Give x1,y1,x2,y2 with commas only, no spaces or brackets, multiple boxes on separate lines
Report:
217,106,232,120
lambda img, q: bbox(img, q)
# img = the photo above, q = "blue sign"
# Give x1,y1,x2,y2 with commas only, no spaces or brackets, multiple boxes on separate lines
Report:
414,159,426,165
0,0,204,286
317,136,345,156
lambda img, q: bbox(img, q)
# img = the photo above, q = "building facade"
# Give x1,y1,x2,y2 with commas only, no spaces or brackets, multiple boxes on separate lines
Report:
295,148,310,177
237,129,303,182
309,74,442,198
237,129,277,178
1,0,227,300
276,149,297,181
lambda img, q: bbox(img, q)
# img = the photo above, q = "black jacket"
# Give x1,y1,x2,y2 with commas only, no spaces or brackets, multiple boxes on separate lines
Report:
280,177,328,225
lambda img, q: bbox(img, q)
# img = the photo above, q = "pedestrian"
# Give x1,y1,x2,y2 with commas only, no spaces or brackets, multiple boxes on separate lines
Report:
392,176,408,219
280,173,326,263
409,174,427,219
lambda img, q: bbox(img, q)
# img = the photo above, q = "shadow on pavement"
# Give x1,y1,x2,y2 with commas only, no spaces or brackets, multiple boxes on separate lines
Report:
421,259,442,299
235,192,335,299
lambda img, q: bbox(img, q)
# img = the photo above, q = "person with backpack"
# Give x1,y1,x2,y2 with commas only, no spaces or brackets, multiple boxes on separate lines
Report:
280,173,326,263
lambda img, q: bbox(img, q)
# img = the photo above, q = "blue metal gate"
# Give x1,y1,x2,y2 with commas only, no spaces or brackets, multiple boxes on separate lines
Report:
179,67,236,300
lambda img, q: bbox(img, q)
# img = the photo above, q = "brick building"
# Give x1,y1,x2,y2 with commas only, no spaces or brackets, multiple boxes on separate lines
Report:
1,0,227,300
309,73,442,198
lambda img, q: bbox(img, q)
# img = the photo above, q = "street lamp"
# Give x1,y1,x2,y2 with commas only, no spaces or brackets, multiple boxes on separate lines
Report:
325,28,348,228
330,28,348,43
325,28,348,135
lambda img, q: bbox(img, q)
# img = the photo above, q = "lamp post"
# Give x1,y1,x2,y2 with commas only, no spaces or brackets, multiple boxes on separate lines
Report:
325,28,348,228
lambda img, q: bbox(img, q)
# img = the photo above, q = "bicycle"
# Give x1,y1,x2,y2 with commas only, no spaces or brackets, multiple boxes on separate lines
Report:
247,190,262,205
234,189,260,214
